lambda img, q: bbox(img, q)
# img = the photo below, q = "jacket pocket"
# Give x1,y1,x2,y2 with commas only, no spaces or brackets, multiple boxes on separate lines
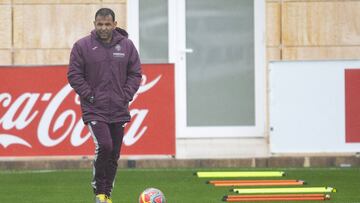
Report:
92,86,108,108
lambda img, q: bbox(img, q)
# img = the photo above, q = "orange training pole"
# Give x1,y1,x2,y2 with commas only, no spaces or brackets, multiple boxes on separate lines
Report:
226,194,326,198
214,181,304,187
224,194,330,202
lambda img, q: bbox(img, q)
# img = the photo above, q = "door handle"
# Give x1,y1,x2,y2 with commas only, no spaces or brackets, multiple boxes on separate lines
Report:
182,48,194,53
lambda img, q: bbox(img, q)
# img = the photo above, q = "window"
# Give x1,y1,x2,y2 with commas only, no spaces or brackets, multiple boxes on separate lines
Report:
139,0,169,63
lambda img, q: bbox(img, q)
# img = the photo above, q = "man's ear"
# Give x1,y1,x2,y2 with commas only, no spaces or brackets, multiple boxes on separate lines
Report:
114,21,117,28
93,21,96,27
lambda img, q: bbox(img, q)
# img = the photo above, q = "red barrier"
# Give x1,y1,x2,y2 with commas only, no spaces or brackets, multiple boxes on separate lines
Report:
345,69,360,143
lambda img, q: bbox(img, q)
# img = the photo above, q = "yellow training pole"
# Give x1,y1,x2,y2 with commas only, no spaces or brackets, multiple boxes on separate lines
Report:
233,187,336,194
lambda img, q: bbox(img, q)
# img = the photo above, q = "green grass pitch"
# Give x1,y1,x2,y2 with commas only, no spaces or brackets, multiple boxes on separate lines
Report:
0,168,359,202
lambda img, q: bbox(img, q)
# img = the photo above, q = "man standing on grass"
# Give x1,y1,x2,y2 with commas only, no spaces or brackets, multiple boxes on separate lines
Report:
67,8,142,203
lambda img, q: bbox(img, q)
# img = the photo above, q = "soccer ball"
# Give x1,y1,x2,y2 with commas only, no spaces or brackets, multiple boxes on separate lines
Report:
139,188,166,203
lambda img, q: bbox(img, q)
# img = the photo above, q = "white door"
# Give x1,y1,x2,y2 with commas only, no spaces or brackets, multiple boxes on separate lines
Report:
128,0,266,138
173,0,266,138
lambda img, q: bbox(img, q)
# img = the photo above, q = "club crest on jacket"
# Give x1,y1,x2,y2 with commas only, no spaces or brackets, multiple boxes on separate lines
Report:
115,44,121,51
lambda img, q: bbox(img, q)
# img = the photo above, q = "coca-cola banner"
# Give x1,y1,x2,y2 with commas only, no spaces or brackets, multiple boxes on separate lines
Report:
0,64,175,157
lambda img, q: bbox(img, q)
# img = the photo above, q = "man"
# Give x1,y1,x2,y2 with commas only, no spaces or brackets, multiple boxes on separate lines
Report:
67,8,142,203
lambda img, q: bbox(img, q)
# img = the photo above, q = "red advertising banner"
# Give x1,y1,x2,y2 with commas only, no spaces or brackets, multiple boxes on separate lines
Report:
345,69,360,143
0,64,175,156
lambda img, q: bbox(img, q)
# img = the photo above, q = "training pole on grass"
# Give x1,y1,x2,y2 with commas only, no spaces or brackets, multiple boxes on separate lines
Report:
225,194,328,199
233,187,336,194
208,179,299,184
213,180,304,187
224,196,330,202
196,171,285,178
223,194,330,202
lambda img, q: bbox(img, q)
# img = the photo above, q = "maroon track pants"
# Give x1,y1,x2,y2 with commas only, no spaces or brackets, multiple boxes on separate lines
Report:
88,121,125,196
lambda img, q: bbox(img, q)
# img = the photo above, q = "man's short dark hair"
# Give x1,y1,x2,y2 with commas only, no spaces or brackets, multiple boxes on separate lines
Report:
95,8,115,21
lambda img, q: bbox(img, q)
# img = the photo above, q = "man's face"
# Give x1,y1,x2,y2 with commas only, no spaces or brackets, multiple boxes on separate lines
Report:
94,15,117,42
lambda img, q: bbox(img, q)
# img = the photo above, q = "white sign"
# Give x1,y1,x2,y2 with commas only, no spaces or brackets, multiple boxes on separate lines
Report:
269,60,360,153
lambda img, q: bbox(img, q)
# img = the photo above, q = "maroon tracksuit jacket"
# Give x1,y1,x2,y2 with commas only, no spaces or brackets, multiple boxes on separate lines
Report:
67,27,142,124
